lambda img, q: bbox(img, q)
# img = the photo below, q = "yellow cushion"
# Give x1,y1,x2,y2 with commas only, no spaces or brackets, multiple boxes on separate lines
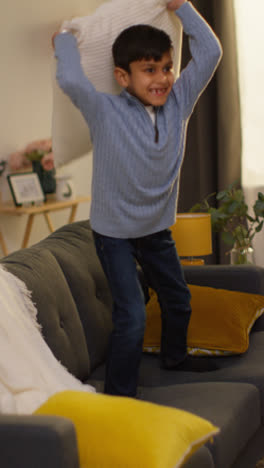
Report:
35,390,218,468
143,286,264,356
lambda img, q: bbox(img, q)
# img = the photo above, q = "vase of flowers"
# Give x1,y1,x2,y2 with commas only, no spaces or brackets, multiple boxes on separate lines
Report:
31,159,56,195
8,139,56,195
230,240,254,265
190,182,264,264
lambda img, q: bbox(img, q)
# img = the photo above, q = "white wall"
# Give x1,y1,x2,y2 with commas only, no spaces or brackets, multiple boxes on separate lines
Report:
234,0,264,266
0,0,106,255
234,0,264,186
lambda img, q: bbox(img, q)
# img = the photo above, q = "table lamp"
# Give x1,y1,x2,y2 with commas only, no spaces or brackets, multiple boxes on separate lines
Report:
170,213,212,265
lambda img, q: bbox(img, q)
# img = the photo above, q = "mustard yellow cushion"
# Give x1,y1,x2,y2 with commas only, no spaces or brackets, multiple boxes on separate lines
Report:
143,286,264,356
35,390,218,468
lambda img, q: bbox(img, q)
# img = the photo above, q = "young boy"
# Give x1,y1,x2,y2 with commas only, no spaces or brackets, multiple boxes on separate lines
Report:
53,0,222,397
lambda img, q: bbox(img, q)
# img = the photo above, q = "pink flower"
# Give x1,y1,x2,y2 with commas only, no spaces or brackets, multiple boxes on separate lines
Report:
8,151,32,171
8,138,54,172
24,139,52,155
41,152,54,171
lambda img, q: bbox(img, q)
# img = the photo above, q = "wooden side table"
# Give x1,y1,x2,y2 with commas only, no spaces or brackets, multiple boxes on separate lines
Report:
0,195,90,254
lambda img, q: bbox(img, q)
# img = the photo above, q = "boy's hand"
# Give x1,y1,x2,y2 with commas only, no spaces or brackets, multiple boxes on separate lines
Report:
52,32,60,49
167,0,187,11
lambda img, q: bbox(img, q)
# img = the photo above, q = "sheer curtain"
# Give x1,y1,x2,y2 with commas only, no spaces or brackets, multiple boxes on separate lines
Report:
234,0,264,267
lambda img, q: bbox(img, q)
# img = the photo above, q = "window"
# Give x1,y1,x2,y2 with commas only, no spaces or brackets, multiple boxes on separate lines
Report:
234,0,264,187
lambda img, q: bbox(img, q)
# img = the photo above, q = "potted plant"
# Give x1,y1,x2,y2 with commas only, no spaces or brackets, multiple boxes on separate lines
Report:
190,183,264,264
8,139,56,195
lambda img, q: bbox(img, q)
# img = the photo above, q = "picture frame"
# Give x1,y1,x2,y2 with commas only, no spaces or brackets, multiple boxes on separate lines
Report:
7,172,45,207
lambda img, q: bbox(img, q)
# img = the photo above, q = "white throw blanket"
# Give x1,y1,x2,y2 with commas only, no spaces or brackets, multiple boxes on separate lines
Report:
52,0,183,167
0,265,95,415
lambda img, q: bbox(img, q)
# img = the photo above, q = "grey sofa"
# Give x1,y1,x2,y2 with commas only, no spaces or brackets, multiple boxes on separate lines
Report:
1,220,264,468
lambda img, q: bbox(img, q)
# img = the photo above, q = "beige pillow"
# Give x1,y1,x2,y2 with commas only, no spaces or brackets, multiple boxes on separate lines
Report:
52,0,182,167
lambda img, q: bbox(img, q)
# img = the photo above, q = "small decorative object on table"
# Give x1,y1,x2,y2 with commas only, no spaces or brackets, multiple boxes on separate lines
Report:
7,172,45,207
56,174,75,201
8,139,56,195
190,182,264,264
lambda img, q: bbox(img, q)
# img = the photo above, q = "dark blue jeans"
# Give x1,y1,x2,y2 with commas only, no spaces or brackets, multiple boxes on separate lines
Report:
92,229,191,397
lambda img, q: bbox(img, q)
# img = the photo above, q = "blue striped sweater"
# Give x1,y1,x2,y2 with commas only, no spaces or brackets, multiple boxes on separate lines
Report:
54,2,222,238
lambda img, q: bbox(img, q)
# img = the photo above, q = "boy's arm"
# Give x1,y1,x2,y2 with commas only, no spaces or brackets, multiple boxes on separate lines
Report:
53,32,99,127
170,2,223,117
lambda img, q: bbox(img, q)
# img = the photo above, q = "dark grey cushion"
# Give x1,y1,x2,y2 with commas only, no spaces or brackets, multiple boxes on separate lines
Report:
141,382,261,468
136,332,264,420
1,247,90,381
183,446,214,468
0,414,79,468
231,425,264,468
183,264,264,295
33,221,113,371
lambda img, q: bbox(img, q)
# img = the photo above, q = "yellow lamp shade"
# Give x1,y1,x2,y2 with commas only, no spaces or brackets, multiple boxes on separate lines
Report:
171,213,212,257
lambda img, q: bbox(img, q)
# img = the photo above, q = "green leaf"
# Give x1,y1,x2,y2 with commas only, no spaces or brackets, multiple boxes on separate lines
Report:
216,190,228,201
213,211,228,220
254,198,264,218
256,220,264,232
233,189,245,202
232,228,246,246
246,215,255,223
221,231,235,246
226,200,239,214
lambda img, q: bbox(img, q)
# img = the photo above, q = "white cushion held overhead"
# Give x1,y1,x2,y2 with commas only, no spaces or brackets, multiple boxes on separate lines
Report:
52,0,183,167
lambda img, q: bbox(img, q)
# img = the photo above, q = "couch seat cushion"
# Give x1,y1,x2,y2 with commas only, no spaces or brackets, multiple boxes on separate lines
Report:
139,332,264,420
183,446,214,468
141,381,261,468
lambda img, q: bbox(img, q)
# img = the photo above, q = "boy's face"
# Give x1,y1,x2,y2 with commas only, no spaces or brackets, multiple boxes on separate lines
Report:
115,51,175,107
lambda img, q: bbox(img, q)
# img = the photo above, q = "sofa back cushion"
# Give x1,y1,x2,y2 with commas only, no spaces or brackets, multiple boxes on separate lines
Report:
30,221,113,372
1,247,91,381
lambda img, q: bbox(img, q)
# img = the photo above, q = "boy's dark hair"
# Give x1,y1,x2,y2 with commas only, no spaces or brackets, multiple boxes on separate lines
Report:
112,24,172,72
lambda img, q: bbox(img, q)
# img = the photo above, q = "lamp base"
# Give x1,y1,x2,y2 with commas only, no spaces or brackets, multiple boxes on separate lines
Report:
180,258,205,266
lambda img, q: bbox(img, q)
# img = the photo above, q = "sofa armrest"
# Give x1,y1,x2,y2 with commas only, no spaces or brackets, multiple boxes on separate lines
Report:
0,414,80,468
183,265,264,295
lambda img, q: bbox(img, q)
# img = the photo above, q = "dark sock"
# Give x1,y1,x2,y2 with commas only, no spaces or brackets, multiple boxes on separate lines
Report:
162,355,219,372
